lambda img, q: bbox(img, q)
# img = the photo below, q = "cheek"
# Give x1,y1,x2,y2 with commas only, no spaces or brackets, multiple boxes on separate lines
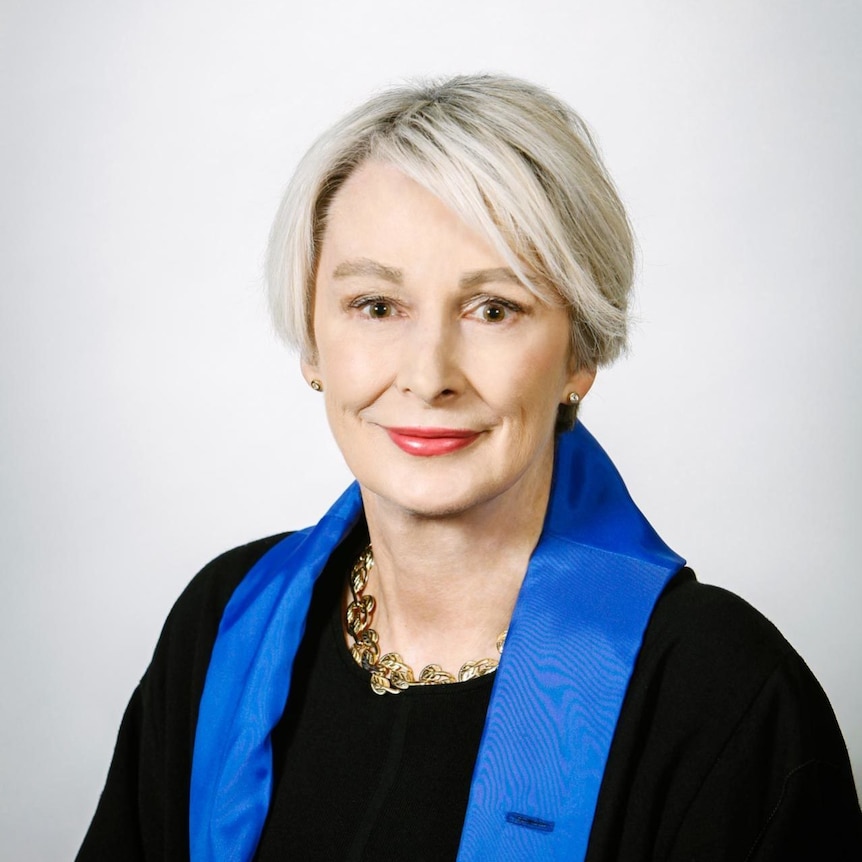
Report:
316,333,392,412
475,337,569,416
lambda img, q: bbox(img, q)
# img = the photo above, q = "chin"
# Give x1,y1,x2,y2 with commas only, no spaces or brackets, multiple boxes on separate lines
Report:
360,468,517,522
395,496,486,520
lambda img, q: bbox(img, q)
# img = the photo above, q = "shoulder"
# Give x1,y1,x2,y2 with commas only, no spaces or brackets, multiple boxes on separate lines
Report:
627,568,848,769
76,532,296,859
589,569,862,860
636,568,796,700
162,532,292,642
141,532,293,720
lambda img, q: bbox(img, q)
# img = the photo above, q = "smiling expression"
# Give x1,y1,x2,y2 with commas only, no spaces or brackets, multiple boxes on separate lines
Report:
303,161,595,521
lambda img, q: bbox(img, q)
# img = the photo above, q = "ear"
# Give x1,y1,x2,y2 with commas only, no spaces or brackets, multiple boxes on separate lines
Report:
300,354,320,388
561,366,597,404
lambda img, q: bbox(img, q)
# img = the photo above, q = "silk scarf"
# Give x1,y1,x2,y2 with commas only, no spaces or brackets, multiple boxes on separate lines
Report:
190,424,684,860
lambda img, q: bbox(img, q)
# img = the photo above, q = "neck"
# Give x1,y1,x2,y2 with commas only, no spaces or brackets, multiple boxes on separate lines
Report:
355,455,554,672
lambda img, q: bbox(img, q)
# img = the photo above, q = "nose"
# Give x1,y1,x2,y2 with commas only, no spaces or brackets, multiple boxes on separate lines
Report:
395,316,464,403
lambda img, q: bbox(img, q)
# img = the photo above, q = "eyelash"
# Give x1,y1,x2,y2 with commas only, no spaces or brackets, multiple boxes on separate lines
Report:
349,296,396,319
347,294,526,322
470,295,524,322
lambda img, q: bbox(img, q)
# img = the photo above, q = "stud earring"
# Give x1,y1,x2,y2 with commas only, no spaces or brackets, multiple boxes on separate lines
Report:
567,392,580,405
310,379,323,392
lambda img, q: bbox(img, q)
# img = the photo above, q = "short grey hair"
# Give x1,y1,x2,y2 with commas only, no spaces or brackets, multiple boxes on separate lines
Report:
266,74,634,427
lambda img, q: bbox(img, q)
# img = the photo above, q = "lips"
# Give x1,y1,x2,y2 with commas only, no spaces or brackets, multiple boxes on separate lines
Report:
384,426,481,456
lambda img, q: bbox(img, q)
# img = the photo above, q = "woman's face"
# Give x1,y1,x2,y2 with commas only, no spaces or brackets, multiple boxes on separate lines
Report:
304,161,594,521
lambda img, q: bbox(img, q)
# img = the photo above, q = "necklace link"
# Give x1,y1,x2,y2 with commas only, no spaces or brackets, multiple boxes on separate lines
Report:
345,545,506,695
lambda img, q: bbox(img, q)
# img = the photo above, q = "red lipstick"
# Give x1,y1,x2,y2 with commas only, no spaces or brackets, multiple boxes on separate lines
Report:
385,427,481,456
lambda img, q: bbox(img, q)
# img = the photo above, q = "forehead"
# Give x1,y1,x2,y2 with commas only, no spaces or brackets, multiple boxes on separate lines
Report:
325,161,459,232
319,161,508,272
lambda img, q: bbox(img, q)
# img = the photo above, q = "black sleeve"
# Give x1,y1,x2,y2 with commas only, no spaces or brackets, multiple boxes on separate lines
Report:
587,570,862,862
75,533,288,862
670,651,862,860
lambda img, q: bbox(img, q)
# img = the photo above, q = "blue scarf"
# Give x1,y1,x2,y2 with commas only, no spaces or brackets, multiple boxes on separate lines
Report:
190,424,684,860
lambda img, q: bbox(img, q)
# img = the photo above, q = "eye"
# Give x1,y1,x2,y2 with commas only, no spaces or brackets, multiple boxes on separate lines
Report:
367,300,392,319
482,302,508,322
472,296,523,323
348,296,395,319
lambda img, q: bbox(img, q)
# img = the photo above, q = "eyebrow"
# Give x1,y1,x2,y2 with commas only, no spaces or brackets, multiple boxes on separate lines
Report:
331,258,522,290
332,258,403,284
459,267,522,290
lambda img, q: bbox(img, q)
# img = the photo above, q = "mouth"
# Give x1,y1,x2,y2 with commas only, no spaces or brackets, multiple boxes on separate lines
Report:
384,426,482,457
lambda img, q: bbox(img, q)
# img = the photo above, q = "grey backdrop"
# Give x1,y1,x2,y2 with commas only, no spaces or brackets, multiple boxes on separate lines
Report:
2,1,860,857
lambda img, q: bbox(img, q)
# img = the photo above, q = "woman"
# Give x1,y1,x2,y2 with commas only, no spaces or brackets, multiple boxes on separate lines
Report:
78,75,862,860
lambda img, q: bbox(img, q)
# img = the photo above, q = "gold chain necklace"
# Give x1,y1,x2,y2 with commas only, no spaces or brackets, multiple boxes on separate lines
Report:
345,545,507,695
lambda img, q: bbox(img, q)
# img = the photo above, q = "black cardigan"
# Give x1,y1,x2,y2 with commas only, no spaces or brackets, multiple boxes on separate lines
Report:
77,533,862,860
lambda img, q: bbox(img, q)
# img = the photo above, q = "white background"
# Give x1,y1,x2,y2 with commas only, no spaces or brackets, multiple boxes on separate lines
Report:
2,1,860,857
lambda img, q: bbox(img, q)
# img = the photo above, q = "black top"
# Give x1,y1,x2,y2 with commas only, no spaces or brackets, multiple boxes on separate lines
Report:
257,524,494,861
77,528,862,861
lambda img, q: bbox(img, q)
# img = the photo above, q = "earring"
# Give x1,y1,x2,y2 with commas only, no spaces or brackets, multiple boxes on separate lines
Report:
310,379,323,392
567,392,580,405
